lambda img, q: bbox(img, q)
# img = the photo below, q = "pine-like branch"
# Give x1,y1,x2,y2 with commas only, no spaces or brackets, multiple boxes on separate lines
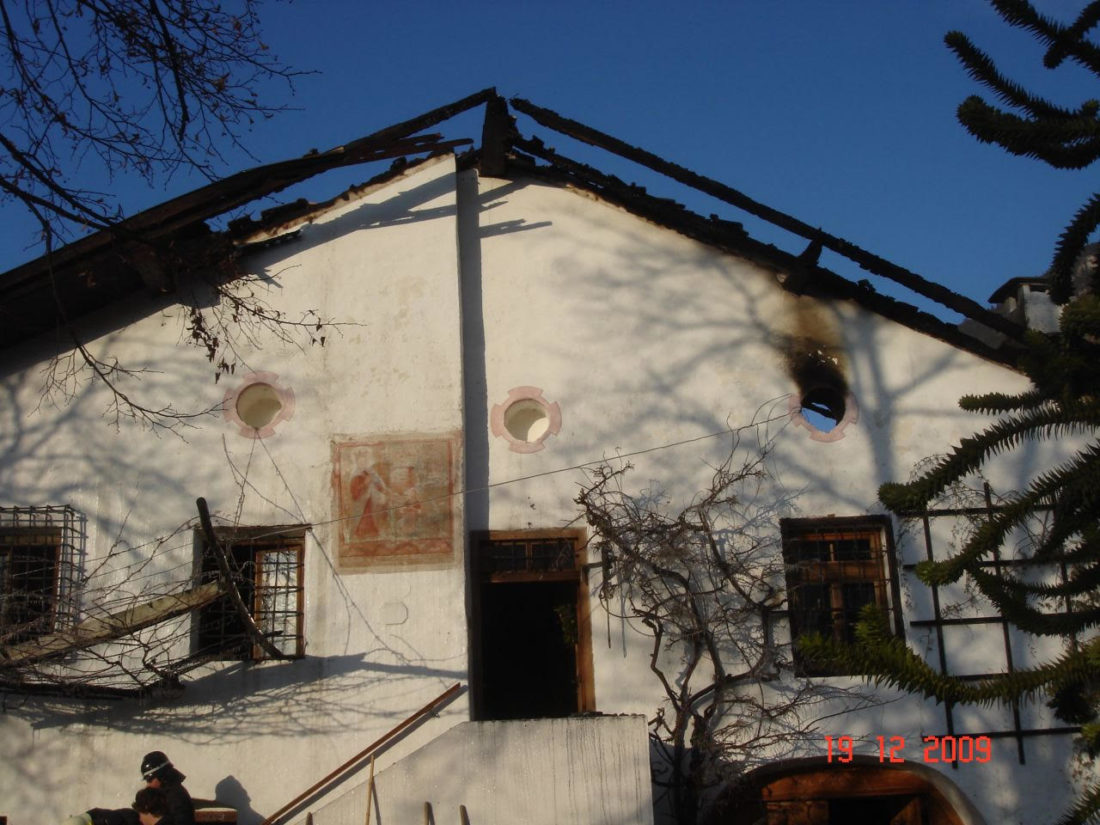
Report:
880,403,1100,515
1055,780,1100,825
1052,192,1100,302
802,606,1100,708
955,96,1100,169
945,31,1075,120
990,0,1100,74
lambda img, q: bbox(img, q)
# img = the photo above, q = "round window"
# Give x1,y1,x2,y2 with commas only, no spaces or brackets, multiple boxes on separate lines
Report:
790,386,858,442
491,387,562,453
236,382,283,429
223,372,295,438
799,386,847,433
504,399,551,443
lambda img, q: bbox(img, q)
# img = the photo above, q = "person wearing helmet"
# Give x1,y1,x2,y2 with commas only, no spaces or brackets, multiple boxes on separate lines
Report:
139,752,195,825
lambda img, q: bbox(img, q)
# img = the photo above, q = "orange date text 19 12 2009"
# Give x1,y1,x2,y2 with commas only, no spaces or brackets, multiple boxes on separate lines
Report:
824,735,993,764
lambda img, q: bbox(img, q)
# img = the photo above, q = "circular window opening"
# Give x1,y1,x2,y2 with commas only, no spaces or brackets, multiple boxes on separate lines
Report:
504,399,550,444
236,382,283,430
800,386,847,433
491,386,562,453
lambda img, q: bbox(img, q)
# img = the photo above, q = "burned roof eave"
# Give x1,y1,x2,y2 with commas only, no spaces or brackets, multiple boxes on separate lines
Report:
4,88,495,288
0,89,1029,368
0,152,458,354
231,152,453,245
509,96,1027,344
500,147,1024,369
0,90,494,350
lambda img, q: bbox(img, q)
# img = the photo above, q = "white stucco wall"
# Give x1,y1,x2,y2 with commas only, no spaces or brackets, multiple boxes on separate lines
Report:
294,716,653,825
1,156,470,824
0,156,1086,825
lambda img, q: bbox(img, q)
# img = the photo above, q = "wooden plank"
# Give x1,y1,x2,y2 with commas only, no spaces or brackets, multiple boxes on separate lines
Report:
1,581,223,666
259,683,463,825
196,497,286,661
194,811,237,824
763,769,926,801
364,755,375,825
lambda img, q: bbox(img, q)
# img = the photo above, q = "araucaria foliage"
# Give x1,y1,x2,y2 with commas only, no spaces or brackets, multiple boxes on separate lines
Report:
945,0,1100,302
801,4,1100,824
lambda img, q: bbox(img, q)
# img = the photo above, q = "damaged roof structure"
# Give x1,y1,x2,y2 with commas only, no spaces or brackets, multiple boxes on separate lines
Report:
0,88,1030,364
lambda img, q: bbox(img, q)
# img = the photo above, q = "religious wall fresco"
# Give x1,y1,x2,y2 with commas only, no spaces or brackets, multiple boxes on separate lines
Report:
332,434,457,568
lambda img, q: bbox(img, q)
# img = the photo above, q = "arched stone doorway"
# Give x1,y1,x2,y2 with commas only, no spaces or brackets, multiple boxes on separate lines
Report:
710,757,984,825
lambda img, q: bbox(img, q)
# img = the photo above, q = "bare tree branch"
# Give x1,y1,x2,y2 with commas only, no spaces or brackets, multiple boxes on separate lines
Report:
577,427,876,824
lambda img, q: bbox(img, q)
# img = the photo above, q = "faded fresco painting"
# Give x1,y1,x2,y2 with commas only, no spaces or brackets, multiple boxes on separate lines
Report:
332,435,456,568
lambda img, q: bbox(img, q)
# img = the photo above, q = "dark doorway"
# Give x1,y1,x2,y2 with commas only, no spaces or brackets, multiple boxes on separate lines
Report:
470,530,594,721
829,796,923,825
479,580,578,719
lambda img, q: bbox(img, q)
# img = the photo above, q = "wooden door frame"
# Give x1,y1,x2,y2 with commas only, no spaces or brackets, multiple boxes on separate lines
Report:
468,528,595,720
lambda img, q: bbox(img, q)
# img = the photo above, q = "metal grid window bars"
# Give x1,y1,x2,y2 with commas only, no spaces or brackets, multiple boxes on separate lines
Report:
0,506,82,646
781,516,901,676
196,528,305,660
905,491,1069,766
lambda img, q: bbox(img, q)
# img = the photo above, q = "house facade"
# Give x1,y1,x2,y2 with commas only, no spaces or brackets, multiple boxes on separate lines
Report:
0,92,1084,825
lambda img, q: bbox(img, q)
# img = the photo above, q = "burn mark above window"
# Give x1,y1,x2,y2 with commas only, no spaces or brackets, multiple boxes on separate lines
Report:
785,341,858,442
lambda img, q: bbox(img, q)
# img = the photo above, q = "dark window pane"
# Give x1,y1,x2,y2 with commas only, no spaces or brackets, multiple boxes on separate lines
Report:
1,539,60,644
196,531,304,661
834,537,874,561
789,538,829,563
781,520,894,676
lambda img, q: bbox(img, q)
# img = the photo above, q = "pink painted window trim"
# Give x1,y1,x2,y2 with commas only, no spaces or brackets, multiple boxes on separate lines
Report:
223,371,296,439
490,386,562,454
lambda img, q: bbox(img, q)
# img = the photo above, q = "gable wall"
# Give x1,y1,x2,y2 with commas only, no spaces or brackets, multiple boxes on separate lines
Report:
0,157,1084,825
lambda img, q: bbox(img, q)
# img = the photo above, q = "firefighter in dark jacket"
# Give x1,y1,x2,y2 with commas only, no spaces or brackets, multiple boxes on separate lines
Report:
140,752,195,825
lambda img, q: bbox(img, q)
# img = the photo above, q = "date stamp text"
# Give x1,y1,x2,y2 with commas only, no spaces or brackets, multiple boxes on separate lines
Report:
825,735,992,764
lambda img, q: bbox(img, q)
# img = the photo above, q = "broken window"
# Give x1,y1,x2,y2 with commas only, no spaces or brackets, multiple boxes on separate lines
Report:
799,386,846,432
0,506,80,646
470,530,595,720
195,527,305,660
782,516,901,676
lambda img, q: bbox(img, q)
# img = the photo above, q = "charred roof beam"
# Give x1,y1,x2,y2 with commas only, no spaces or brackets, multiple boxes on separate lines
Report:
509,96,1025,340
509,139,1021,367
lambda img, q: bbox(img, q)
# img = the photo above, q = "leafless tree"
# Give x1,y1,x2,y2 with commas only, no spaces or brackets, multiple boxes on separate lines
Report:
0,1,335,430
1,0,297,243
577,429,875,825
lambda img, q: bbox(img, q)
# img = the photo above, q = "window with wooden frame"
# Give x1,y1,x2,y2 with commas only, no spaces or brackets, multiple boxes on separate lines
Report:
470,529,595,720
0,506,80,646
781,516,901,676
195,527,306,660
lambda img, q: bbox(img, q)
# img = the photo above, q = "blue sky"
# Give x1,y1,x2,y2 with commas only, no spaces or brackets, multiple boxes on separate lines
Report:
5,1,1098,318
